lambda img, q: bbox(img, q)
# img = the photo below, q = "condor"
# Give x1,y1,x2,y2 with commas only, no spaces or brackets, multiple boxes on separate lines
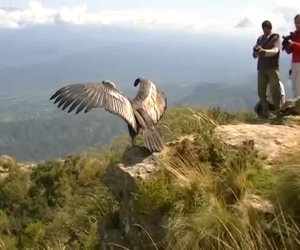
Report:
50,78,167,152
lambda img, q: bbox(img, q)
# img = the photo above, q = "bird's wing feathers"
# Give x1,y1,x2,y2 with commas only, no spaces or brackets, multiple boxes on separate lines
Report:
139,80,167,124
50,82,137,131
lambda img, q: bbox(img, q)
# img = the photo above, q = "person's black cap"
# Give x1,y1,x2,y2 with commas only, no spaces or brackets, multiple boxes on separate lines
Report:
262,20,272,29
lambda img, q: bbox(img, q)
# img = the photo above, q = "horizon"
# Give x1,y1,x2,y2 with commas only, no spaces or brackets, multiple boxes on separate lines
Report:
0,0,298,33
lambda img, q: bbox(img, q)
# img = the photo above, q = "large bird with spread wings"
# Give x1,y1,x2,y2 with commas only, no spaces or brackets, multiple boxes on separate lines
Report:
50,78,167,152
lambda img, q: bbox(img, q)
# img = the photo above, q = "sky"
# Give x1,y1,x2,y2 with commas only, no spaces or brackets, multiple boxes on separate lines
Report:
0,0,299,34
0,0,296,97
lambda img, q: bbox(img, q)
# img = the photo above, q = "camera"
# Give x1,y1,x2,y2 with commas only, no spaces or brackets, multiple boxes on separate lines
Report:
253,46,260,53
282,32,294,50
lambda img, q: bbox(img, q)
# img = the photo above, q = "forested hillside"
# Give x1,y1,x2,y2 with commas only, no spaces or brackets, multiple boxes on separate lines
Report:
0,114,125,162
0,93,126,161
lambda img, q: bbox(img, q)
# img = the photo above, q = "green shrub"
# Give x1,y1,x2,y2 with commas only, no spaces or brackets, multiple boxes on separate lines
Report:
0,234,17,250
134,170,177,215
274,164,300,221
247,167,278,196
0,169,30,210
22,222,46,249
0,147,119,249
0,210,10,234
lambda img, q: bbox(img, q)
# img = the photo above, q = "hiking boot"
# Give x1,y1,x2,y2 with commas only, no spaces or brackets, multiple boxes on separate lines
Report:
259,113,270,119
260,101,270,118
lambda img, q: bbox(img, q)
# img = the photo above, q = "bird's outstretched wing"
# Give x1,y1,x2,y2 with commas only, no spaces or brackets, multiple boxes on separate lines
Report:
50,82,137,131
133,79,167,124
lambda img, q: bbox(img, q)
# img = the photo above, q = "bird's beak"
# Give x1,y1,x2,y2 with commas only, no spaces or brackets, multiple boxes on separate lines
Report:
134,78,140,87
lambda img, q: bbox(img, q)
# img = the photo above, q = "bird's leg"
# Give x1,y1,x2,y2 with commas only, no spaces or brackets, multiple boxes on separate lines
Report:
128,124,138,149
131,136,136,147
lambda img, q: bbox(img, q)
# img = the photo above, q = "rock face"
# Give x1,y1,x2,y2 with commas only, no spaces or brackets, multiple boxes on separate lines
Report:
215,120,300,166
99,146,165,250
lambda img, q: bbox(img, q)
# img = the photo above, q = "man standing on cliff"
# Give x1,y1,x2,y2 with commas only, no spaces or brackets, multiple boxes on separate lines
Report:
253,20,281,118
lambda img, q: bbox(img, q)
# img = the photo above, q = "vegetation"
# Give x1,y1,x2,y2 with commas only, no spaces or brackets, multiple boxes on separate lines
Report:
160,107,256,142
0,145,122,249
0,107,300,249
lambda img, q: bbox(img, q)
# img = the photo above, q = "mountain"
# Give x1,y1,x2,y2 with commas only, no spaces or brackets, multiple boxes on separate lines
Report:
0,42,254,95
0,112,126,162
0,25,263,95
177,82,257,111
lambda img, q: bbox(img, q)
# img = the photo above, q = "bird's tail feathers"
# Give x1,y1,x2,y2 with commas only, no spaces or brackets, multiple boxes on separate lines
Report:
143,127,164,152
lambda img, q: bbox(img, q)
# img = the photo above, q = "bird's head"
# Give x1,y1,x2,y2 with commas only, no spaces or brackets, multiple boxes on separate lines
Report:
134,78,141,87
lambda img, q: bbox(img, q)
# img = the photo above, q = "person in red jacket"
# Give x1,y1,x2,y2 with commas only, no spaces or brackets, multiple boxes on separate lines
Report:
285,14,300,98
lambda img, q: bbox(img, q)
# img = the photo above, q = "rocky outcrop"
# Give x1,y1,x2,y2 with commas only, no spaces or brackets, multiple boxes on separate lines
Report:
215,122,300,166
99,146,165,250
99,118,300,249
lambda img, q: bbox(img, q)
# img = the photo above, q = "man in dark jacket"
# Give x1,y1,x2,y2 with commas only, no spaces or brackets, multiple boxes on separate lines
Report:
253,20,281,118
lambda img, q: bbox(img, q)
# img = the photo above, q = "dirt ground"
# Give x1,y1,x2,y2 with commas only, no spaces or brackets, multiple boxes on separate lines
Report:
215,116,300,166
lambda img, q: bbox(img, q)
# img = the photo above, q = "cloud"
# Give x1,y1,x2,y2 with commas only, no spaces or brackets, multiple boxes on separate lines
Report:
235,18,255,28
0,0,298,34
0,1,235,32
236,1,300,35
276,0,300,9
273,6,300,23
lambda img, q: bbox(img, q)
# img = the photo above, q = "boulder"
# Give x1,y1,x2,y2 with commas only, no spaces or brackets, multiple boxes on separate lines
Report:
280,97,300,116
99,146,165,250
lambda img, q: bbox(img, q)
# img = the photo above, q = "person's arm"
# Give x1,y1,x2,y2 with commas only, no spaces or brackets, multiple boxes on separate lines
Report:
263,47,279,57
291,41,300,52
253,50,259,58
252,38,259,58
264,37,280,57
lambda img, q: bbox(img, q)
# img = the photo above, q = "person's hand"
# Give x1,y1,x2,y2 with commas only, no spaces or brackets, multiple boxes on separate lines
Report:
253,51,259,58
256,45,262,51
288,40,294,46
258,48,266,56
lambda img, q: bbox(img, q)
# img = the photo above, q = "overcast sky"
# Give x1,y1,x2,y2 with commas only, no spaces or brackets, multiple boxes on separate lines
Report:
0,0,296,95
0,0,299,34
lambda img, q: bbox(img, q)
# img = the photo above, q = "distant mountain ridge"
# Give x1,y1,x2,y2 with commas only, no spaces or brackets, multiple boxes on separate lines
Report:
177,82,257,111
